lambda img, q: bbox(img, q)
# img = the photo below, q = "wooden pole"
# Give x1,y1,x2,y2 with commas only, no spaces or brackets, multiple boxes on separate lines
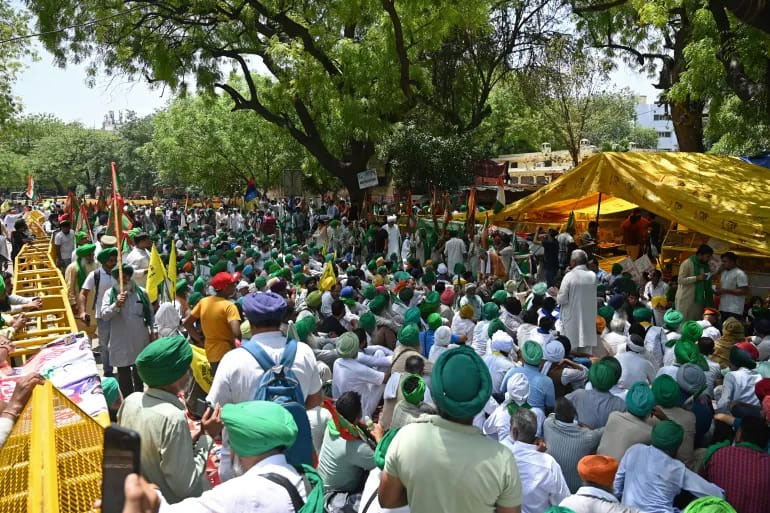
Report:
111,161,124,294
595,192,603,225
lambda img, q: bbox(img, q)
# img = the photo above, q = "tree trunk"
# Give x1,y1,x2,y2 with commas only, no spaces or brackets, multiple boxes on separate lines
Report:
670,100,705,151
338,140,375,214
721,0,770,34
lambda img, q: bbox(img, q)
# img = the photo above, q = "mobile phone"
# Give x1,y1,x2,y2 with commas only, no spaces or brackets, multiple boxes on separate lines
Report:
101,425,141,513
194,398,212,418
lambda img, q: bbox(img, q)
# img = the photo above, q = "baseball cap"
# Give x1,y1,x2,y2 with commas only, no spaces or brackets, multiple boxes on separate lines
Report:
211,272,237,291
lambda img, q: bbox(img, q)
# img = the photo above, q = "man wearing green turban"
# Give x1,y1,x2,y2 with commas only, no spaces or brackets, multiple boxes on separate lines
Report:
119,335,221,504
652,374,682,408
565,359,625,428
331,331,387,419
305,290,323,310
597,305,614,324
378,344,522,513
66,242,98,338
597,380,656,462
683,497,737,513
391,374,436,429
614,419,724,512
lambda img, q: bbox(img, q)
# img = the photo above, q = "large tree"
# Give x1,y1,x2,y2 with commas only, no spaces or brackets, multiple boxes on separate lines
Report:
0,1,32,126
26,0,566,203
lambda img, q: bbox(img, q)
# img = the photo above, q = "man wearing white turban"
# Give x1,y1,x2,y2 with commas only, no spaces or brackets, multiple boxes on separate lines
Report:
483,373,545,441
484,331,518,395
383,216,401,262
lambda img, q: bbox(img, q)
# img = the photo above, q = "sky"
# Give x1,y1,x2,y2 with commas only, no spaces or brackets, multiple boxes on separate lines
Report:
12,43,661,127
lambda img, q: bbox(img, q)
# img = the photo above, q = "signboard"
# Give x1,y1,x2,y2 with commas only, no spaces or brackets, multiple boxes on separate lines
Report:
282,169,304,196
357,168,379,189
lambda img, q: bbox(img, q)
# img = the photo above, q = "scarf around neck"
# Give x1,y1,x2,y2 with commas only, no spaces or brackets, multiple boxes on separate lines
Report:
689,255,714,307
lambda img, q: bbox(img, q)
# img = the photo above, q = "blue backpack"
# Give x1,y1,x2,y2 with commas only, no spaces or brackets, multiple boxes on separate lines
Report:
241,337,314,467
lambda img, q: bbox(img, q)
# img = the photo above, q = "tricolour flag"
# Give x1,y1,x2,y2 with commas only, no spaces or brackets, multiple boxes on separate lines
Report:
244,177,259,203
146,244,168,303
26,175,36,200
493,174,506,214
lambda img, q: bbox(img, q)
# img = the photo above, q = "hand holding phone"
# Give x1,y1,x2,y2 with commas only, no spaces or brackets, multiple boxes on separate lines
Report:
101,425,141,513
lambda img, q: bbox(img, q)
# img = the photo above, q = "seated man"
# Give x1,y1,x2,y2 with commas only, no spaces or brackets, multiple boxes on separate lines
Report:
502,409,570,513
702,416,770,513
501,340,556,413
317,391,381,499
566,359,626,428
614,421,724,512
560,455,640,513
598,382,656,462
391,374,436,429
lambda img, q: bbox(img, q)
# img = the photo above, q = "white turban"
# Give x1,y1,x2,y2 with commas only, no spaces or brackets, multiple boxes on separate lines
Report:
491,331,515,354
542,339,565,375
387,215,397,223
434,326,452,347
437,263,448,274
504,373,530,406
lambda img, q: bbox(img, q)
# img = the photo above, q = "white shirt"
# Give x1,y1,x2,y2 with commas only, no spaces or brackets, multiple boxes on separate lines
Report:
561,486,641,513
207,331,322,482
321,291,334,318
483,405,546,441
716,367,761,412
54,230,75,259
358,467,410,513
614,444,723,513
602,332,628,355
719,267,748,314
482,354,516,395
755,335,770,361
616,351,656,388
450,316,475,347
383,223,401,259
501,438,570,513
159,454,306,513
81,267,115,318
557,265,597,349
332,358,385,419
124,246,151,286
643,281,668,302
443,238,467,276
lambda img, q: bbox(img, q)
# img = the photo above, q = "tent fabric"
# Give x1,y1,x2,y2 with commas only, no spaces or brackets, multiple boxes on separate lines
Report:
486,152,770,255
741,152,770,169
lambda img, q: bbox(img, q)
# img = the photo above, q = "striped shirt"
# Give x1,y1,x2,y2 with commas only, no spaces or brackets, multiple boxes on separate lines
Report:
702,444,770,513
543,415,604,492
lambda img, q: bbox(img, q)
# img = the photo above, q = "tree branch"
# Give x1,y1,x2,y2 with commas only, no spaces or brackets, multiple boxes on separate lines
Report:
571,0,629,14
382,0,417,101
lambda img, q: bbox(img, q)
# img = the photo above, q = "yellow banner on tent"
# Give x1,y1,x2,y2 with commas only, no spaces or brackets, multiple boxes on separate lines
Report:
146,244,167,302
487,152,770,255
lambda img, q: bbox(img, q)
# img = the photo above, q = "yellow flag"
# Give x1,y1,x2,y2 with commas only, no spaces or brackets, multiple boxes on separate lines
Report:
146,244,167,302
168,243,177,295
319,260,336,291
0,200,9,214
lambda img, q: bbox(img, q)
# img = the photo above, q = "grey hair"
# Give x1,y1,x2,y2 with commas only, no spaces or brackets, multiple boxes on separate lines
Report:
510,409,538,444
571,249,588,265
610,318,626,334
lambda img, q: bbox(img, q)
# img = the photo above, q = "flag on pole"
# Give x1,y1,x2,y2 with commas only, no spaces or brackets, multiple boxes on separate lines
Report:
146,244,168,303
26,175,36,200
319,261,336,291
168,243,177,297
493,174,506,214
0,200,10,214
466,186,477,237
244,178,259,203
566,210,575,234
77,203,92,241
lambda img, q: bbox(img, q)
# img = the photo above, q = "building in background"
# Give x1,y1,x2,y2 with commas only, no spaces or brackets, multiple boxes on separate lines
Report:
634,96,678,151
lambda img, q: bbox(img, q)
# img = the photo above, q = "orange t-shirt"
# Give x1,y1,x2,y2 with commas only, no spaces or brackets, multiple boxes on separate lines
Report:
191,296,241,363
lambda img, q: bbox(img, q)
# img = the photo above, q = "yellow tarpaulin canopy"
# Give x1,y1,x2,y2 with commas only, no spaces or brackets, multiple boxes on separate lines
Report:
488,152,770,255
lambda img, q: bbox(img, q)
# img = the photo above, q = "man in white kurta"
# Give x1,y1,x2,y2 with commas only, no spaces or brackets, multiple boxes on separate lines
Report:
124,233,151,287
444,233,467,276
557,249,597,352
383,216,401,261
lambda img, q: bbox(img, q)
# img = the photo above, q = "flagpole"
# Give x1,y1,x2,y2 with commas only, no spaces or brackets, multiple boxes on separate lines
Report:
112,162,125,294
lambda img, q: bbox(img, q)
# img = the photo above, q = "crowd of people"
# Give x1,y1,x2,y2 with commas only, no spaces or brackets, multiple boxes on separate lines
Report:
1,196,769,513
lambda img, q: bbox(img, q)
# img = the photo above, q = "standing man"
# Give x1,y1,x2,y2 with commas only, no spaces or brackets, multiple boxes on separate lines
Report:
716,251,749,323
79,247,119,378
65,243,97,338
124,231,152,288
675,244,715,321
383,215,401,263
444,231,467,279
183,272,241,376
53,218,75,271
557,249,597,353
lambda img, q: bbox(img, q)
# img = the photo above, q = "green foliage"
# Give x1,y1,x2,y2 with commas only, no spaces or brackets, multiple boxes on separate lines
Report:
628,126,660,149
706,95,770,155
115,112,159,193
144,83,307,196
0,1,33,126
379,123,479,193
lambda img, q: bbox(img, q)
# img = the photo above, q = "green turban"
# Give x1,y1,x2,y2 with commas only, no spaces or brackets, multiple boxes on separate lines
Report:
589,360,619,392
404,307,422,326
175,279,189,295
135,335,193,388
336,332,360,358
359,312,376,333
367,259,377,271
209,254,220,266
632,307,653,322
625,382,655,417
492,290,508,305
398,287,414,304
453,263,465,275
211,261,227,275
221,401,298,458
611,263,623,275
729,345,757,369
680,320,703,342
598,306,614,324
189,292,202,309
674,340,701,366
97,247,118,265
369,294,387,314
193,276,206,293
373,428,400,471
651,420,684,453
427,312,443,331
522,340,543,365
487,318,506,338
683,497,737,513
254,276,267,289
76,243,96,258
544,508,577,513
363,284,376,300
101,377,120,406
306,290,323,309
294,316,315,342
74,231,87,243
394,271,410,282
482,302,500,321
225,250,235,260
111,264,134,280
420,291,440,315
377,265,388,275
398,323,420,347
532,282,547,295
431,345,492,419
663,309,684,330
401,374,426,405
422,272,436,285
652,374,682,408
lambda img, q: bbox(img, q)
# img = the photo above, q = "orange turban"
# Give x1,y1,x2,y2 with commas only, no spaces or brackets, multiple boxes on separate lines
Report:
577,455,618,488
595,315,607,334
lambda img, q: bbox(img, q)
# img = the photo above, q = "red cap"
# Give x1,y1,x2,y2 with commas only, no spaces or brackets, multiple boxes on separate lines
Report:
210,272,237,291
58,214,70,224
736,342,759,361
703,307,718,316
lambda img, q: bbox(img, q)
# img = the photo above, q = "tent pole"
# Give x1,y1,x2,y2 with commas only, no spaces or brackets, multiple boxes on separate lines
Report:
595,192,603,224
